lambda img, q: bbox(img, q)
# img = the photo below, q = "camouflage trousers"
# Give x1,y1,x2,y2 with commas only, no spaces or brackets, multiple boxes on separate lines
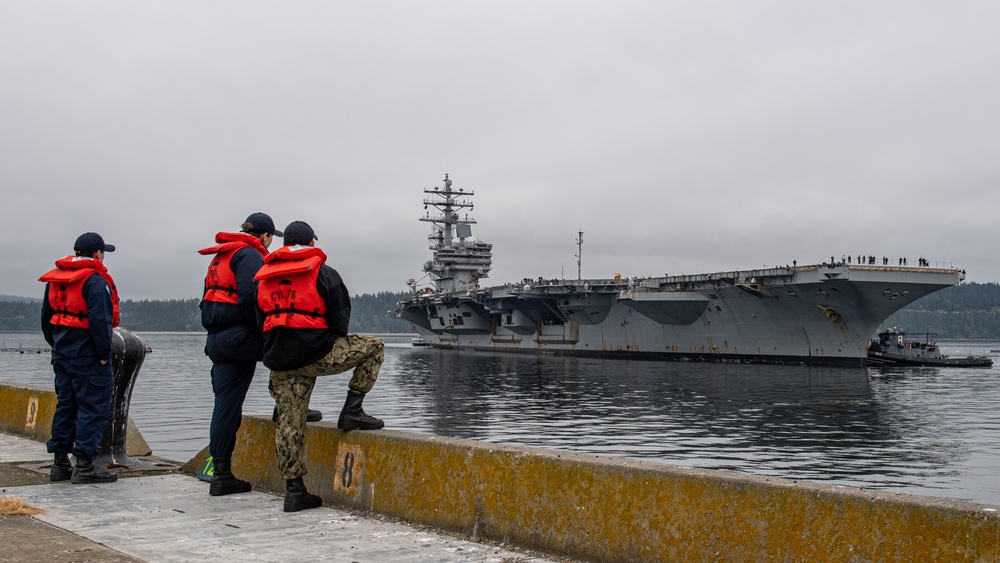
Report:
268,334,384,480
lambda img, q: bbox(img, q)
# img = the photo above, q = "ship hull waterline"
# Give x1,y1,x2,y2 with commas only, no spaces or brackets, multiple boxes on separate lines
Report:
399,265,965,368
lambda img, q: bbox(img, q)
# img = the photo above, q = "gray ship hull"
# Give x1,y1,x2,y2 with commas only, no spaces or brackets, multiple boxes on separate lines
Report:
398,264,964,367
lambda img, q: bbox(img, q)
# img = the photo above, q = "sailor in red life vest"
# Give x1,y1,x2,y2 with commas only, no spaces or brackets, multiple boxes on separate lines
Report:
197,212,287,497
256,220,385,512
38,232,120,484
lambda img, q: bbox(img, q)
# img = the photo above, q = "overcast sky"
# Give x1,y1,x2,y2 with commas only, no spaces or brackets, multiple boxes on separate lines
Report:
3,2,998,301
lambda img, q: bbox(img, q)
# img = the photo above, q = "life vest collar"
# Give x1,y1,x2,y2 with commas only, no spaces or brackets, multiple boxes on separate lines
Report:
263,245,327,265
198,232,268,258
52,255,107,271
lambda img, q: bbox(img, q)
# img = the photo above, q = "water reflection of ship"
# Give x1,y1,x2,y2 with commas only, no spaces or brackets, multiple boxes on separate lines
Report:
391,348,957,483
397,175,967,367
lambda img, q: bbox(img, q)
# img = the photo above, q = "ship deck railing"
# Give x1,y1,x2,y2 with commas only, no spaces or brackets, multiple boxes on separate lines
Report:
397,263,965,305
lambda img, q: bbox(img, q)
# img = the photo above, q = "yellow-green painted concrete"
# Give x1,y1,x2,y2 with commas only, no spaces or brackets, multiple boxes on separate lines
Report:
0,382,150,456
184,415,1000,563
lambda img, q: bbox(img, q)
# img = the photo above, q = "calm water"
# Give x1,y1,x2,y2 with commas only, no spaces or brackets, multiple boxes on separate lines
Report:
3,331,999,506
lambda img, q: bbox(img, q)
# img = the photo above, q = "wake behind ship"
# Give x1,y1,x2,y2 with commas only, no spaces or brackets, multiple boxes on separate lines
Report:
395,175,966,367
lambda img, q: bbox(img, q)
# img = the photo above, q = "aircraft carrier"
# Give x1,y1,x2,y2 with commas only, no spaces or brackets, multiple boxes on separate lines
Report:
396,175,965,367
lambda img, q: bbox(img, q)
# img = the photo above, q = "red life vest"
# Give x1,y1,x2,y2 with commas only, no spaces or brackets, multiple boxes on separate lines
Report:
254,246,329,332
39,257,121,329
198,232,268,305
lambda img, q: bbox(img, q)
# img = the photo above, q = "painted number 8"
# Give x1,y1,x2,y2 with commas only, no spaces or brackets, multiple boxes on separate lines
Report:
341,452,355,488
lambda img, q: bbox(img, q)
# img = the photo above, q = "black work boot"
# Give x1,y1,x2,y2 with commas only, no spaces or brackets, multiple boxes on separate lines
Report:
50,452,72,482
337,389,384,431
272,407,323,422
71,457,118,484
283,477,323,512
209,457,251,496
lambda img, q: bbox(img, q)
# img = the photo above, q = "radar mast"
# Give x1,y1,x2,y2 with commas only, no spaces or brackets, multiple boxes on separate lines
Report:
419,174,493,293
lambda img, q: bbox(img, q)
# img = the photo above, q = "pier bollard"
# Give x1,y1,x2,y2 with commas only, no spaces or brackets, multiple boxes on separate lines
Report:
95,328,154,469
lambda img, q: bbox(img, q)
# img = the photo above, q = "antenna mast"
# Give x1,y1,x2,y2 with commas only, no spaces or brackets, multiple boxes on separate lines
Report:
575,229,583,281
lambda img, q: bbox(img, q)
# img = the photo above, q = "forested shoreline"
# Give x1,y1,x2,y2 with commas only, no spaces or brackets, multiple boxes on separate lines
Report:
880,282,1000,339
0,291,412,334
3,282,999,338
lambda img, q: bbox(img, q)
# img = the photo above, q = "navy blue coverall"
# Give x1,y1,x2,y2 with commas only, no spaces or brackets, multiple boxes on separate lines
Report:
201,246,266,461
42,274,115,462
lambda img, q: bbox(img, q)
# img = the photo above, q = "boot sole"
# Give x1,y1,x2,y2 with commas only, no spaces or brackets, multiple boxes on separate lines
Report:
209,486,252,496
71,476,118,484
209,484,252,496
338,422,385,431
283,499,323,512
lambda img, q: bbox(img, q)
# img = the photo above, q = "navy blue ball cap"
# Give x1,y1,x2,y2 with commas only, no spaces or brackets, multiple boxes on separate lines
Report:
244,212,283,237
283,221,317,245
74,232,115,255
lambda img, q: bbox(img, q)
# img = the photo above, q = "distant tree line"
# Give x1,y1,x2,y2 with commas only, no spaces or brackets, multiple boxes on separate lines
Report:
0,300,40,332
347,291,412,333
0,293,412,334
880,282,1000,339
2,283,998,337
120,299,202,331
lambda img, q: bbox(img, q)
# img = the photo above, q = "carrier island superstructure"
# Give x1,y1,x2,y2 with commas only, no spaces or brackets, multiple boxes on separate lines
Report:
396,175,966,367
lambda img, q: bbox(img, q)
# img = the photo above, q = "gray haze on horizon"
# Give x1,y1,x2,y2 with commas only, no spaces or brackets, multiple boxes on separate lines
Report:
3,2,998,301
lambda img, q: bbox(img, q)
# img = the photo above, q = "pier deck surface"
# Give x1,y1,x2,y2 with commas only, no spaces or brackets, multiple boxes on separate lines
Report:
0,432,560,563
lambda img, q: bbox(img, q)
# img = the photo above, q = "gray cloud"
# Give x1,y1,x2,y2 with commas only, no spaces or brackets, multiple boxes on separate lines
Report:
3,2,997,301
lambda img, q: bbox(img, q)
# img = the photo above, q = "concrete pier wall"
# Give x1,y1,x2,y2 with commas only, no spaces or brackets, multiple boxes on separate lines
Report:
4,382,998,562
0,383,150,456
193,416,1000,562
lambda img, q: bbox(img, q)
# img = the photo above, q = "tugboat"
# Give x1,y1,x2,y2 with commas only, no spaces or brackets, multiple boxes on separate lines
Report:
867,328,993,367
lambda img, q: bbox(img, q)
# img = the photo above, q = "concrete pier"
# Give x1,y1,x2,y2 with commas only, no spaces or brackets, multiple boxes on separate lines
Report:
0,432,560,562
203,416,1000,562
3,381,999,562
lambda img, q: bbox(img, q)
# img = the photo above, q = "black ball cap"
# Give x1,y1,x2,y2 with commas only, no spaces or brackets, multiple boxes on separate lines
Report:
245,212,283,237
74,232,115,255
283,221,318,245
